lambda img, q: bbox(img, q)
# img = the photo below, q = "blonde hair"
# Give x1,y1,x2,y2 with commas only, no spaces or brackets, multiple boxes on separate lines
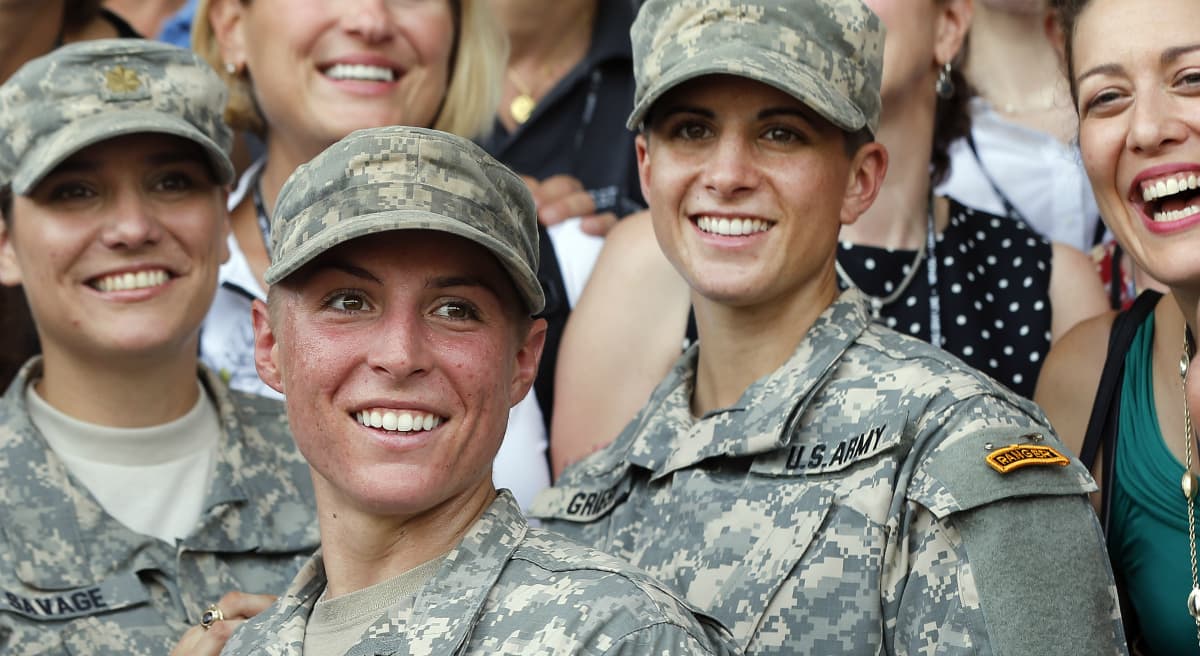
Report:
191,0,505,140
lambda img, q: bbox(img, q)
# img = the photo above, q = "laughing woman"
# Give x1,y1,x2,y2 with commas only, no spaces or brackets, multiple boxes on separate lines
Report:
0,40,317,655
1034,0,1200,652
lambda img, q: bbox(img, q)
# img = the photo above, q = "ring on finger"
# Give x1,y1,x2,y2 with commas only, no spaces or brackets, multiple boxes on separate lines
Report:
200,604,224,631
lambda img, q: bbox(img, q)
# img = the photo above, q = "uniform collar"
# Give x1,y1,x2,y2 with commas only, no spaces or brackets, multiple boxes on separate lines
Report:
256,492,528,655
626,290,873,479
0,359,294,589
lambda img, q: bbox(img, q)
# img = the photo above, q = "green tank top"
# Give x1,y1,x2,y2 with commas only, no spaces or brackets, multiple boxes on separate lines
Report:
1111,311,1200,654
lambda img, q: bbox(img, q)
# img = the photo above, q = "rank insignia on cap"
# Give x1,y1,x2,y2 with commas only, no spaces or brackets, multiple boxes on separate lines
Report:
104,66,141,94
986,435,1070,474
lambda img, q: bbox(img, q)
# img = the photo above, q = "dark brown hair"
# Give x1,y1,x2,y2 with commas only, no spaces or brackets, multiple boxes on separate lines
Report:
1050,0,1090,105
931,58,973,187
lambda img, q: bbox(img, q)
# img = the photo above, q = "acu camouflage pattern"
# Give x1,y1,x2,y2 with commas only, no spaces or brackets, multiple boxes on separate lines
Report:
0,39,234,195
534,290,1128,655
223,491,734,655
265,126,545,314
0,360,319,655
627,0,885,134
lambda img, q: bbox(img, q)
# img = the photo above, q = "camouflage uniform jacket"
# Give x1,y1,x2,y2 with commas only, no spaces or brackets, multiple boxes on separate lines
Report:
223,491,733,655
533,290,1128,655
0,359,319,655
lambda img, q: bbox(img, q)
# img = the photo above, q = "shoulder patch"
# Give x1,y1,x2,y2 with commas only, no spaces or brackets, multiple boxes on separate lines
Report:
986,436,1070,474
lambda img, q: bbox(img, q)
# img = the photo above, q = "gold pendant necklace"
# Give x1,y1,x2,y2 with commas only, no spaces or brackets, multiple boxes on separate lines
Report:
507,69,537,125
1179,327,1200,646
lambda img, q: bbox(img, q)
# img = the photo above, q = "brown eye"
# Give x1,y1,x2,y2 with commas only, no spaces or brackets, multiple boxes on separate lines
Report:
325,291,372,313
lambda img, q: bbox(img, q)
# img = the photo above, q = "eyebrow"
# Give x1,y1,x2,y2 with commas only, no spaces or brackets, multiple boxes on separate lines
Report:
427,274,507,302
657,105,812,122
52,150,209,174
1076,43,1200,87
325,262,382,285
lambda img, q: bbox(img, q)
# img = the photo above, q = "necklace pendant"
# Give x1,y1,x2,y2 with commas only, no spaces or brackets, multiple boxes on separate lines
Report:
1189,588,1200,620
510,94,535,124
870,299,883,321
1183,352,1192,381
1185,472,1198,500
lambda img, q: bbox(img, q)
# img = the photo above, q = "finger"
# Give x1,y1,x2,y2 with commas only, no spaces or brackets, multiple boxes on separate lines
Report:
537,174,585,200
539,191,598,226
213,590,278,620
580,213,618,237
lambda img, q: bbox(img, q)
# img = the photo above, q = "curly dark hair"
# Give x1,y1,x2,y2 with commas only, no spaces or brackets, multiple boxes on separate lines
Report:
61,0,105,33
931,59,972,186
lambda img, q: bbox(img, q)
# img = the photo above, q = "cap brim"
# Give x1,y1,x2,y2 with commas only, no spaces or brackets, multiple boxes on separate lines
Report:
12,110,235,195
627,45,867,135
264,209,546,315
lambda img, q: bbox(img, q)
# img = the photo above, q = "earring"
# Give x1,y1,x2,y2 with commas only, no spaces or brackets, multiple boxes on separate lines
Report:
935,62,955,99
224,62,238,76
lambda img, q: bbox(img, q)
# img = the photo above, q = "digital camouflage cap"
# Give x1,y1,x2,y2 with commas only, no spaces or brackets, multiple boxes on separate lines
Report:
628,0,885,136
266,126,545,315
0,39,234,195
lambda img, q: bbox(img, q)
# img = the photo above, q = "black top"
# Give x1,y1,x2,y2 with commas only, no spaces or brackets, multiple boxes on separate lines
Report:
837,198,1053,398
477,1,641,435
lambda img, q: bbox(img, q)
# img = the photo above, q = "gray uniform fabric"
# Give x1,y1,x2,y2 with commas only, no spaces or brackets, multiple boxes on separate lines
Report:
266,126,544,314
223,491,733,655
533,290,1128,655
626,0,884,135
0,359,319,655
0,39,234,194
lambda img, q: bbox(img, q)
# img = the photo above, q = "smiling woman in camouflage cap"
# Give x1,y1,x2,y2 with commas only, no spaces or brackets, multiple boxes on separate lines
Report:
0,40,318,655
532,0,1128,653
225,124,733,655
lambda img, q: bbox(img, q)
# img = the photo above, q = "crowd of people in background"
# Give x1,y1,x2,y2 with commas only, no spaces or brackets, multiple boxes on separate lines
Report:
0,0,1196,653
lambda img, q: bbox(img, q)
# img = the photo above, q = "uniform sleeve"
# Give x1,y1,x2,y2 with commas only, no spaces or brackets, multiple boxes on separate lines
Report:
889,495,1126,655
890,393,1127,655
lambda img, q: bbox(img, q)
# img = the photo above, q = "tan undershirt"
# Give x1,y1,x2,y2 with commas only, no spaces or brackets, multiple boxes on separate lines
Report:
303,555,446,655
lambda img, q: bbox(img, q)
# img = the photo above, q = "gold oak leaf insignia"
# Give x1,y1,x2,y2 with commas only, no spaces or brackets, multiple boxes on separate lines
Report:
105,66,141,93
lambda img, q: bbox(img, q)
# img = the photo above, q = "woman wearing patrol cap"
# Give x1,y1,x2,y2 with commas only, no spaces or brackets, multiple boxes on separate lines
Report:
224,124,732,655
532,0,1127,653
0,40,317,655
192,0,557,516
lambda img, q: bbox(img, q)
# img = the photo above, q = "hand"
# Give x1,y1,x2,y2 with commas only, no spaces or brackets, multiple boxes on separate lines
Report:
521,174,618,236
170,591,276,656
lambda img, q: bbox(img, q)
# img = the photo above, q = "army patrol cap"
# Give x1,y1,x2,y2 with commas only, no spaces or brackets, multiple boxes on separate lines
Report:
266,126,545,314
0,39,234,195
628,0,885,136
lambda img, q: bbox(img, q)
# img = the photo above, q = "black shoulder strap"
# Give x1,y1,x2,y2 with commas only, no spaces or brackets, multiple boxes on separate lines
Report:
1079,290,1159,468
1079,289,1161,532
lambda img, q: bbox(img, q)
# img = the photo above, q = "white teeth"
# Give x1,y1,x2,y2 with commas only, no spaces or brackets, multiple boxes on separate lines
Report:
95,269,168,292
324,63,394,82
695,216,773,236
355,408,442,433
1152,204,1200,223
1142,173,1200,201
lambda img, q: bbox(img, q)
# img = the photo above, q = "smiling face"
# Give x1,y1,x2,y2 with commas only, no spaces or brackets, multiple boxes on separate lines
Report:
253,230,544,519
211,0,455,155
1072,0,1200,288
0,133,228,366
636,75,885,309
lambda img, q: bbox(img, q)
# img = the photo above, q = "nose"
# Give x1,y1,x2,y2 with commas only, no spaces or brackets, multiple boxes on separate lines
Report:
340,0,395,44
1126,87,1187,154
98,190,164,250
365,303,433,381
702,133,760,198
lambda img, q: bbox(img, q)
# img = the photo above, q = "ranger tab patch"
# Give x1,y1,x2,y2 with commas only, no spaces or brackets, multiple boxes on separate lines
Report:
986,438,1070,474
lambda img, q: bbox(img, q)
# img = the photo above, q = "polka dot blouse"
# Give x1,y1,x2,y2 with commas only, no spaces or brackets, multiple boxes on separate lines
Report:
836,198,1053,398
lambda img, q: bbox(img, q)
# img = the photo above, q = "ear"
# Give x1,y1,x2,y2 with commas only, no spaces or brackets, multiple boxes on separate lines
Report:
0,218,23,287
839,141,889,226
635,132,652,208
252,298,286,395
509,317,548,407
933,0,973,68
208,0,250,71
